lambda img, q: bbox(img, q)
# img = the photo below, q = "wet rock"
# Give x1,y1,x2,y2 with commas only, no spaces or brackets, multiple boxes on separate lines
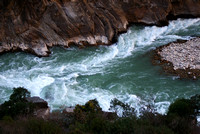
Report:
0,0,200,56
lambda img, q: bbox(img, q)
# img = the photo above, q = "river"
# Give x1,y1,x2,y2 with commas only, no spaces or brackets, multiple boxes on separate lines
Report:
0,18,200,114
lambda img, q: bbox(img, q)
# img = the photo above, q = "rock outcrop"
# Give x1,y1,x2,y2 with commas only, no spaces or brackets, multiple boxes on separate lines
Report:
153,37,200,79
0,0,200,56
26,96,50,118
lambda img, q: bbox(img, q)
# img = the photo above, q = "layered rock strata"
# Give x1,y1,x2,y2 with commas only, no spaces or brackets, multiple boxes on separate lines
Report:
153,37,200,79
0,0,200,56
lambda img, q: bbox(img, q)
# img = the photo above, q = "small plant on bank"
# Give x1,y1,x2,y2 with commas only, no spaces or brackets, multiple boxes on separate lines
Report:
73,99,103,123
109,98,136,117
74,99,102,113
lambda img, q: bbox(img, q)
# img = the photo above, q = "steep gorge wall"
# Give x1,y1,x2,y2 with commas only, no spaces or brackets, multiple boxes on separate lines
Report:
0,0,200,56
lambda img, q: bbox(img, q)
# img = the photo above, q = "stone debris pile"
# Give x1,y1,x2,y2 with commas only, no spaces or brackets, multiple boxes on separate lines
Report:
159,38,200,70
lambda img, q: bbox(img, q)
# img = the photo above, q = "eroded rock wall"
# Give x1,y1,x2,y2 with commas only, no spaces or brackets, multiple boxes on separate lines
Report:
0,0,200,56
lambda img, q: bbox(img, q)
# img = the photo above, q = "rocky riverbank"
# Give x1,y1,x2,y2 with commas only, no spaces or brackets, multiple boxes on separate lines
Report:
0,0,200,56
153,37,200,79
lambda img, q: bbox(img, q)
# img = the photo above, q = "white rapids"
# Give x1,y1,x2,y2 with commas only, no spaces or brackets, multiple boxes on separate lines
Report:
0,18,200,115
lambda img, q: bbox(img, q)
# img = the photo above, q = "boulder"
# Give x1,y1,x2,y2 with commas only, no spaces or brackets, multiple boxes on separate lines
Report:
26,96,48,109
26,96,50,118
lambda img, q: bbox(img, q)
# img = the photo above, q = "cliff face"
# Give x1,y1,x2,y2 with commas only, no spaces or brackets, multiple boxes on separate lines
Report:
0,0,200,56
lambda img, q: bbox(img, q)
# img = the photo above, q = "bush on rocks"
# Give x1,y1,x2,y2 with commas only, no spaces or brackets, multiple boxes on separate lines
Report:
0,87,35,119
167,98,194,117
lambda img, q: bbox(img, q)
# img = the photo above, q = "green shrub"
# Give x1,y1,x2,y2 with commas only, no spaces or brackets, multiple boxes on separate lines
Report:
71,99,173,134
10,87,31,102
167,99,193,117
109,98,135,117
73,99,102,123
166,97,199,134
74,99,102,113
0,87,35,119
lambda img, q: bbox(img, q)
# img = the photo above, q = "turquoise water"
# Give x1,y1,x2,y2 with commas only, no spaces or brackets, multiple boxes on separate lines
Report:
0,18,200,114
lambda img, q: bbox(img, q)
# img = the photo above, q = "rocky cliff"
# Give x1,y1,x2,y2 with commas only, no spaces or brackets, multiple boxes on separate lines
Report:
0,0,200,56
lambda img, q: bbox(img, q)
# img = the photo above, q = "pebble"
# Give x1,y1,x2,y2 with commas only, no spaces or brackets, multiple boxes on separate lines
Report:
188,72,192,75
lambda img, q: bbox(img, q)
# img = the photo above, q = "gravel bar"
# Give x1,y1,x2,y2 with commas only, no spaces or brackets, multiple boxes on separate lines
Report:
153,37,200,79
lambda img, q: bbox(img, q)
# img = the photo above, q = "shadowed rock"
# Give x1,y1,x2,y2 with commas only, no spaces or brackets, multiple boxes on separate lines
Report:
0,0,200,56
26,96,50,118
26,96,48,108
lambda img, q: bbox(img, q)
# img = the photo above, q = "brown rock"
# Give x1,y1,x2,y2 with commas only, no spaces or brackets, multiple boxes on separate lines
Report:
171,0,200,17
26,96,48,109
26,96,50,118
0,0,200,56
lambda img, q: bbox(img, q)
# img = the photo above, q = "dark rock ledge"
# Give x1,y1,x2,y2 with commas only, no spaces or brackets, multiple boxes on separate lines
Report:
26,96,50,118
153,37,200,79
0,0,200,56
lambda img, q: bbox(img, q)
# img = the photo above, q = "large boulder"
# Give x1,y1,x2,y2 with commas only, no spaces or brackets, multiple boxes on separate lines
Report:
26,96,50,118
